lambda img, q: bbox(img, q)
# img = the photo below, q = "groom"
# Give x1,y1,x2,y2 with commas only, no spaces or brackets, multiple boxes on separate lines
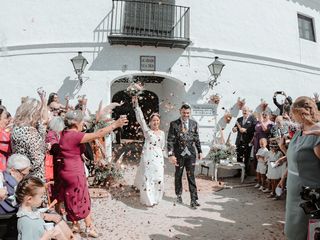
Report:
167,104,202,209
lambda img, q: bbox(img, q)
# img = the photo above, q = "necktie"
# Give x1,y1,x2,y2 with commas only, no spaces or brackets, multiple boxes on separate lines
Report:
183,121,188,131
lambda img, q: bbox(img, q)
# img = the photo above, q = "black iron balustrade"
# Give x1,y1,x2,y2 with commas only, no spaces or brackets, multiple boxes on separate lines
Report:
108,0,190,49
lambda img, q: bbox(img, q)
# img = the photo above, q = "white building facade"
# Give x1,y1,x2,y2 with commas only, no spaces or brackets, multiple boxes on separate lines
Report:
1,0,320,155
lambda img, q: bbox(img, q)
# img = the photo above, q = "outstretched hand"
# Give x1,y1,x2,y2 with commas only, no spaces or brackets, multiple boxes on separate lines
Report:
114,117,128,128
37,87,46,103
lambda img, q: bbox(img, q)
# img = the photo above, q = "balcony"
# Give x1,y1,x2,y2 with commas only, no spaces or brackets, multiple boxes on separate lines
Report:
108,0,191,49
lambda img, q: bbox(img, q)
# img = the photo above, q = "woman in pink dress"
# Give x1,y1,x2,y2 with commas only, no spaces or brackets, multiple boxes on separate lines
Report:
0,106,10,171
58,110,127,237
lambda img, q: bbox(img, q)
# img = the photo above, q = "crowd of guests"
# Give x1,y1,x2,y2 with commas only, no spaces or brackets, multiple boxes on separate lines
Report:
232,91,320,240
0,89,319,239
0,90,127,239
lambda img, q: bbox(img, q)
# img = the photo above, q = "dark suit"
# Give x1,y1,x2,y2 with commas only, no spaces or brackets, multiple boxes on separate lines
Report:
234,115,256,174
167,118,202,202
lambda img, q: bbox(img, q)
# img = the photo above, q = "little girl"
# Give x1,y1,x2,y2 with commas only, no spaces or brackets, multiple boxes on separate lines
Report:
255,138,269,191
266,144,284,198
15,176,61,240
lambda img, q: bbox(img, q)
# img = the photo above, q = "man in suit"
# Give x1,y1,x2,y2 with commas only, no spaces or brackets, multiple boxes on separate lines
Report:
167,104,202,209
232,106,256,175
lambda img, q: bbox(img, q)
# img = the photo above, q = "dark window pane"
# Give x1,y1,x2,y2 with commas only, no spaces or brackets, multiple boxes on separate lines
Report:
123,0,175,37
298,14,316,42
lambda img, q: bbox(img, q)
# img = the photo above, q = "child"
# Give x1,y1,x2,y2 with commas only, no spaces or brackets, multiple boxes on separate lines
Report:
266,144,284,198
254,138,269,191
15,176,61,240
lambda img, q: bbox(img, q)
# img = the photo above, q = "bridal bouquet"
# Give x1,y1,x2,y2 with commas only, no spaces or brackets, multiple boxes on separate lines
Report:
208,143,236,163
126,81,144,96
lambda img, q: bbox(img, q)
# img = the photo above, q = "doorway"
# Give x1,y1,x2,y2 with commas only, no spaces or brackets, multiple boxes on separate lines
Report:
112,90,159,141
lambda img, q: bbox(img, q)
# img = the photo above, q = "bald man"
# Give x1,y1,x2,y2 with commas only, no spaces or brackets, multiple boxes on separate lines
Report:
232,106,257,175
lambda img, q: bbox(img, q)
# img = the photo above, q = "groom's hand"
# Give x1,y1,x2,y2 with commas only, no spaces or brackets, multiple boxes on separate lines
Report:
169,156,178,166
197,153,203,161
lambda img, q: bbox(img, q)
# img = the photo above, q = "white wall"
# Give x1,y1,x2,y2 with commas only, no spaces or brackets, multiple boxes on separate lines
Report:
0,0,320,150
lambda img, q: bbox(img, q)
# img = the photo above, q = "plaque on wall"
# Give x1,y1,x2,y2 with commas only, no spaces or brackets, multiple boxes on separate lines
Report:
140,56,156,71
191,104,217,145
191,104,217,116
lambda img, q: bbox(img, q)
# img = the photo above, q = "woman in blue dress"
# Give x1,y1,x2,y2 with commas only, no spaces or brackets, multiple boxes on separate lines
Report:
284,96,320,240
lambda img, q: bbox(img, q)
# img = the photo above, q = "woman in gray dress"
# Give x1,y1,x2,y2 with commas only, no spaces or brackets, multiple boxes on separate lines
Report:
284,96,320,240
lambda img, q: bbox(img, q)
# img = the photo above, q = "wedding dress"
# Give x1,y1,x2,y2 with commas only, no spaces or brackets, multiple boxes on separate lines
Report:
134,105,165,206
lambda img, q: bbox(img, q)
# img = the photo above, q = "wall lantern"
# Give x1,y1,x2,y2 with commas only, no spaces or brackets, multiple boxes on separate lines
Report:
208,56,225,89
70,52,88,86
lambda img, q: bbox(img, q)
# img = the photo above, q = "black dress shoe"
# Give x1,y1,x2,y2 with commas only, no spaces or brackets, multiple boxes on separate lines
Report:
193,200,200,207
176,196,183,204
190,202,197,209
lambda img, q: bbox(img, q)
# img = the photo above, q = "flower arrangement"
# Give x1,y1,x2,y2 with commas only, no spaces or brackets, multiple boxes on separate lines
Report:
208,143,237,164
126,81,144,96
92,161,124,187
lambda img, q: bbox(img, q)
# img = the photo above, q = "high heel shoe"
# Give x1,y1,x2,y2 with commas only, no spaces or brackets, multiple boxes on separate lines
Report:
71,222,81,233
85,225,99,238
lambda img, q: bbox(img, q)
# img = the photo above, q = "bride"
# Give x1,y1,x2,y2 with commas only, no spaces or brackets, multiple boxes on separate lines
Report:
132,96,166,206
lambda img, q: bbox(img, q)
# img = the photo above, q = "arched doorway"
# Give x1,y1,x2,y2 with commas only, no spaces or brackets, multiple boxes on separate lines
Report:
112,90,159,141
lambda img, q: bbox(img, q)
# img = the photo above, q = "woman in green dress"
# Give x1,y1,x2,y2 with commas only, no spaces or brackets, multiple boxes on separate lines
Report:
284,96,320,240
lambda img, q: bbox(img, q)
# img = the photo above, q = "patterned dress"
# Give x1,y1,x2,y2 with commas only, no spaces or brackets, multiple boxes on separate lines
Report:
11,124,46,181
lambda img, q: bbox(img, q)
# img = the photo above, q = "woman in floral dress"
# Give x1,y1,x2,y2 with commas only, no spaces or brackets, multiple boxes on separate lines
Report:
11,92,48,181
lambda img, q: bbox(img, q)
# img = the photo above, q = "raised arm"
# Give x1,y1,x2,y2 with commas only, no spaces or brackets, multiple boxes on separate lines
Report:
135,106,149,133
81,118,127,143
273,93,281,109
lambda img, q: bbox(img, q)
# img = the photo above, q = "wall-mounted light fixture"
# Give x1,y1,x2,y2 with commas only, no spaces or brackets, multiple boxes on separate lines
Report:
208,56,225,89
70,52,88,86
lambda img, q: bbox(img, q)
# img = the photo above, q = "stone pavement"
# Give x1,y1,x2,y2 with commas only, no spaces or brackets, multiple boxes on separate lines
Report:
75,162,285,240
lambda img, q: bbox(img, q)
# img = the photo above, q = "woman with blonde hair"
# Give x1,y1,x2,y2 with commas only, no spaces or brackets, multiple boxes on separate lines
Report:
57,110,127,237
284,96,320,240
11,90,48,181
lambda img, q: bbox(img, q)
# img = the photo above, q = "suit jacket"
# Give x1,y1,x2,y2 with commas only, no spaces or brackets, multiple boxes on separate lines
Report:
167,118,202,159
234,115,257,146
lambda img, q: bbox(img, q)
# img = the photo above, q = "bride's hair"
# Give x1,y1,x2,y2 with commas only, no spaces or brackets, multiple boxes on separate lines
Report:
149,113,161,122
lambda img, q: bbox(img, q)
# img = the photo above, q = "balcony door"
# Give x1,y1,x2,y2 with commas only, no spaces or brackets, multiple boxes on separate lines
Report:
123,0,175,37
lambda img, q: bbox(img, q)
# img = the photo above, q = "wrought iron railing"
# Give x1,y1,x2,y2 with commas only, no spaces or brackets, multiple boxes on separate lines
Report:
109,0,190,47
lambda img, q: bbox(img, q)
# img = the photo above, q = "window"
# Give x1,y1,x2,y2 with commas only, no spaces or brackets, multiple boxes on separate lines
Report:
298,14,316,42
123,0,175,37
